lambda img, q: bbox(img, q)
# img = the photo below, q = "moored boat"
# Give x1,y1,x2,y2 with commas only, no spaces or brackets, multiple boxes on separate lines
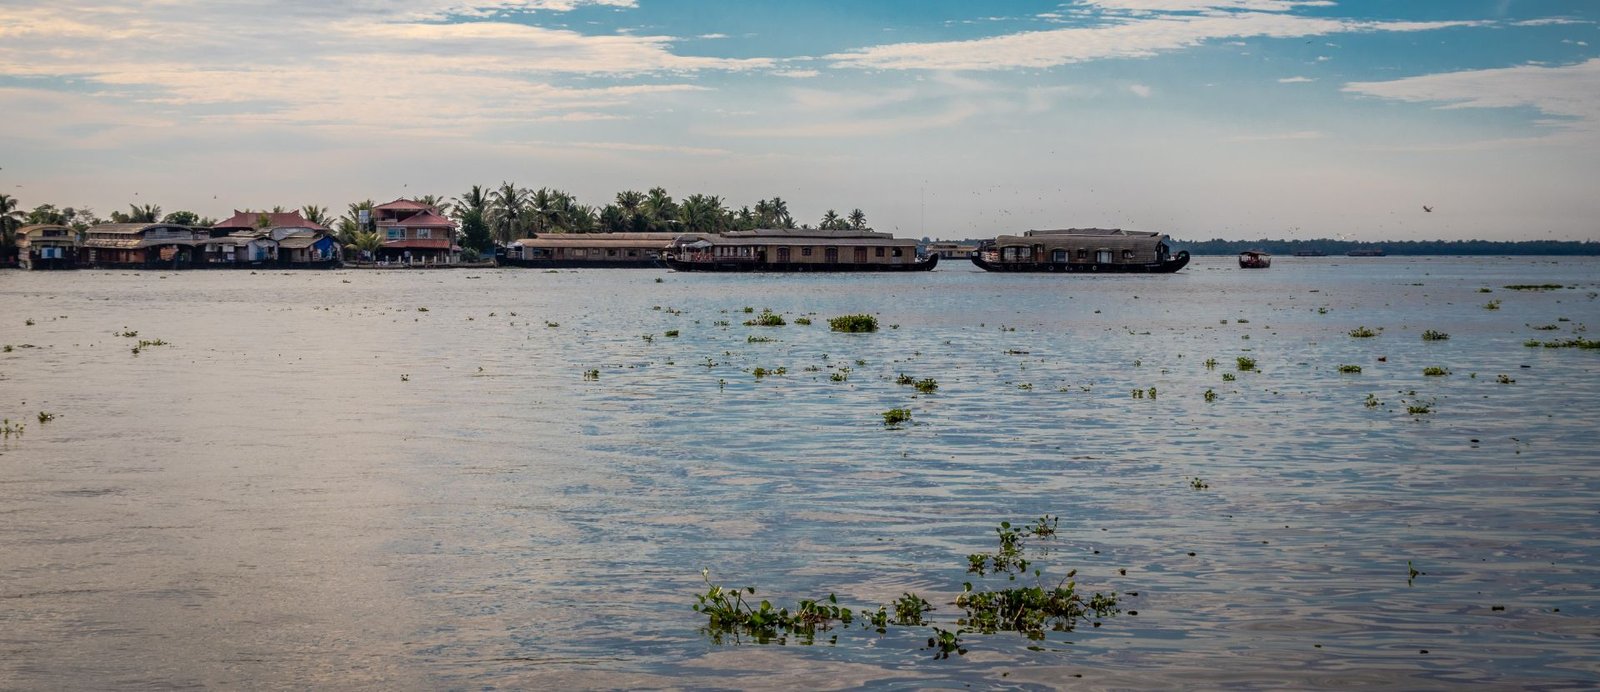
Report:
1238,250,1272,269
501,233,677,268
970,228,1189,273
1347,248,1386,257
661,229,937,272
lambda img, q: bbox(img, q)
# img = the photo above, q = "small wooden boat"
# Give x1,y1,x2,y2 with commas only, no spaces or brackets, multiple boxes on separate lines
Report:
970,228,1189,273
1238,250,1272,269
662,229,937,272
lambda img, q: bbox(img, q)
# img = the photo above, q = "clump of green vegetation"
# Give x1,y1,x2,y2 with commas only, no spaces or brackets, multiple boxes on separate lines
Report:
895,373,915,385
416,307,429,312
1338,364,1362,374
545,321,559,328
882,407,912,427
36,411,55,424
641,334,654,343
1478,287,1492,293
1190,477,1210,490
828,314,879,333
1317,307,1329,315
752,367,777,379
1365,393,1382,408
1497,374,1516,384
1423,366,1450,376
744,309,786,327
742,306,755,313
713,320,730,327
2,345,11,353
1529,324,1559,331
1,419,24,439
914,378,939,394
24,318,35,326
1204,358,1218,369
1483,300,1502,310
1203,388,1217,402
829,370,848,382
1235,356,1256,371
1407,402,1432,415
1349,326,1378,338
1529,337,1600,349
1421,330,1449,341
1504,284,1563,291
692,573,855,645
664,330,680,337
747,335,775,343
583,368,600,380
1221,373,1236,382
117,330,138,338
794,317,812,326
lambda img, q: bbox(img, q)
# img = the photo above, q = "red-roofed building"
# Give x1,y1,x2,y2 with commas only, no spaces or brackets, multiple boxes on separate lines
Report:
211,210,330,236
373,199,459,264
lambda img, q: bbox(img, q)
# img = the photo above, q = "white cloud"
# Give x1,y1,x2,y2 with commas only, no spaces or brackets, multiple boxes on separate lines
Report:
826,10,1482,71
1512,18,1592,27
1226,130,1327,141
1084,0,1334,12
1343,58,1600,140
1278,76,1315,82
771,69,821,79
1129,84,1153,97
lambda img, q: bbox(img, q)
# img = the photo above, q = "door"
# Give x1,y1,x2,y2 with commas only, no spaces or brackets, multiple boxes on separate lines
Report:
777,247,790,262
825,247,839,263
1052,249,1068,263
854,248,868,263
1096,250,1113,263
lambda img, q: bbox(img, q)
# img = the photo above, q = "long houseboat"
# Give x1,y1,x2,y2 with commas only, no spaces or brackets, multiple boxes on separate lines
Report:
662,229,937,272
501,233,676,268
971,228,1189,273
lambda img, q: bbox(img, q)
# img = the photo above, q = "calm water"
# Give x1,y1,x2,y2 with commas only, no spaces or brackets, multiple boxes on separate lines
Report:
2,256,1598,689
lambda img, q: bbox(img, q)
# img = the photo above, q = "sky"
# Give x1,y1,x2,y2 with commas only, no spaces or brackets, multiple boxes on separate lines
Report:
2,0,1598,241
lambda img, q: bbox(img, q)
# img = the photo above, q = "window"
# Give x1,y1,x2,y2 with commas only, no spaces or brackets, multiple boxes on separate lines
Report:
607,249,618,257
1077,249,1088,260
1122,250,1134,259
893,248,903,257
416,229,431,239
386,228,404,240
875,247,885,257
801,247,813,256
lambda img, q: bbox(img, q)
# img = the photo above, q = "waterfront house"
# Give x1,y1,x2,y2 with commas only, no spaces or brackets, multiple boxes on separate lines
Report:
81,223,202,268
210,210,329,237
372,199,459,265
276,230,340,266
15,224,79,270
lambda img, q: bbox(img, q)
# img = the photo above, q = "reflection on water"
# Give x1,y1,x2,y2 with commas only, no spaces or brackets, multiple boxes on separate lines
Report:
2,257,1598,688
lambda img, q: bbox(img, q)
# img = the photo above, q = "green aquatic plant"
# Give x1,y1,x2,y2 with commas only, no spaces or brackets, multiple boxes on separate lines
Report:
24,318,34,326
1407,402,1432,415
545,321,559,328
1204,388,1217,402
1338,364,1362,374
1421,330,1449,341
794,317,812,326
1349,326,1378,338
416,307,428,312
914,378,939,394
36,411,55,424
1221,373,1236,382
1,419,24,439
1235,356,1256,371
583,368,600,380
744,309,785,327
1497,374,1516,384
1422,366,1450,376
895,373,915,385
894,593,934,626
664,330,680,337
1483,300,1502,310
1530,337,1600,349
1504,284,1563,291
1478,287,1492,293
746,335,775,343
1190,477,1209,490
1204,358,1218,369
828,314,879,333
1365,393,1382,408
882,407,912,427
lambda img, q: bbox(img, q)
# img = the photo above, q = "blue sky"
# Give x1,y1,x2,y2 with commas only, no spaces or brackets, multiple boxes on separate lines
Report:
2,0,1597,240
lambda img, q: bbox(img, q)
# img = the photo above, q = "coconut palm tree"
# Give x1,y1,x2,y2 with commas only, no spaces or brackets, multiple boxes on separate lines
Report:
597,204,627,233
125,203,162,223
819,209,843,230
451,185,493,252
417,194,446,213
301,205,331,226
337,200,375,245
0,193,23,255
643,187,678,232
348,230,384,261
489,182,527,243
679,194,727,234
848,208,867,230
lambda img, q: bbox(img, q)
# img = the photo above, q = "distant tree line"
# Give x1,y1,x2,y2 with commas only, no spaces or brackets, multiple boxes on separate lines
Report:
1171,238,1600,256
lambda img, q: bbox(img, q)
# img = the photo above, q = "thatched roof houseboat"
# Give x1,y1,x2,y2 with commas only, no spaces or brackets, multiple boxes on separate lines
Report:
502,232,677,268
16,224,79,270
971,228,1188,273
662,228,936,272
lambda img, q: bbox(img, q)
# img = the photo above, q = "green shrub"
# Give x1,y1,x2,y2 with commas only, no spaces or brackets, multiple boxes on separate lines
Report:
829,314,878,333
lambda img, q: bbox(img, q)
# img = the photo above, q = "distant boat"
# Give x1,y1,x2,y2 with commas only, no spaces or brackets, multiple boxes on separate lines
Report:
970,228,1189,273
1238,250,1272,269
1347,248,1386,257
1293,250,1326,257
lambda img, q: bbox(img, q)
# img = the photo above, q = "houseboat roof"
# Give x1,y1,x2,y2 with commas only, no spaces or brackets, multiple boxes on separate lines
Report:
683,234,917,248
212,210,329,232
514,236,672,249
722,228,892,239
85,222,193,235
1023,228,1164,238
524,232,680,242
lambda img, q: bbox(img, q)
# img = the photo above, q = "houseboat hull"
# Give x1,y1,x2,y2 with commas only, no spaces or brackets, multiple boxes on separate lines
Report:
971,251,1189,273
499,258,662,269
662,255,938,272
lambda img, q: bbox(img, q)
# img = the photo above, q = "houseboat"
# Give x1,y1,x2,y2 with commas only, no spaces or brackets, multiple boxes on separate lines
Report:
925,242,980,260
661,229,937,272
1293,250,1326,257
15,224,79,270
1346,248,1386,257
502,233,677,268
1238,250,1272,269
971,228,1189,273
81,223,202,268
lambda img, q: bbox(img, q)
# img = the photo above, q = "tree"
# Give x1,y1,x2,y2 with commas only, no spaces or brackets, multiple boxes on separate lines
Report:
0,193,22,253
643,187,678,232
255,212,272,229
598,204,628,233
452,185,494,252
301,205,331,226
820,209,844,230
529,187,558,234
123,203,162,223
162,210,202,226
754,197,794,229
848,208,867,230
417,194,446,213
679,194,726,234
26,204,65,226
489,182,527,243
348,230,384,260
337,200,375,245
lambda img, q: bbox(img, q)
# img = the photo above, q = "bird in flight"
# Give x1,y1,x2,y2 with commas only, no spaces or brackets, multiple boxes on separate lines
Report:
1422,205,1433,212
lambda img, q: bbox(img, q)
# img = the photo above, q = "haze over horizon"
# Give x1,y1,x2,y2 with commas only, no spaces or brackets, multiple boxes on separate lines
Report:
3,0,1598,242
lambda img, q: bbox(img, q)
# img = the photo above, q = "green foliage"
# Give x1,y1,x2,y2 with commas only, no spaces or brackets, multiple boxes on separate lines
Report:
1190,477,1209,490
1221,373,1236,382
895,373,914,385
794,317,812,326
664,330,680,337
1503,284,1564,291
1528,337,1600,349
1421,330,1450,341
914,378,939,394
1235,356,1256,371
1365,393,1382,408
1349,326,1378,338
882,407,912,427
1483,300,1502,310
583,368,600,380
36,411,55,424
1422,366,1450,376
1497,374,1516,384
744,309,785,327
1203,388,1217,402
692,573,854,644
1338,364,1362,373
746,335,775,343
828,314,879,333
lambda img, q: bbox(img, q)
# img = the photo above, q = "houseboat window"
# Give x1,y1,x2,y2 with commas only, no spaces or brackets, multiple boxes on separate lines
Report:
875,247,885,257
893,248,903,257
802,247,813,256
417,229,431,239
607,249,618,257
1122,250,1134,259
1077,249,1088,260
627,250,638,257
572,249,586,257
